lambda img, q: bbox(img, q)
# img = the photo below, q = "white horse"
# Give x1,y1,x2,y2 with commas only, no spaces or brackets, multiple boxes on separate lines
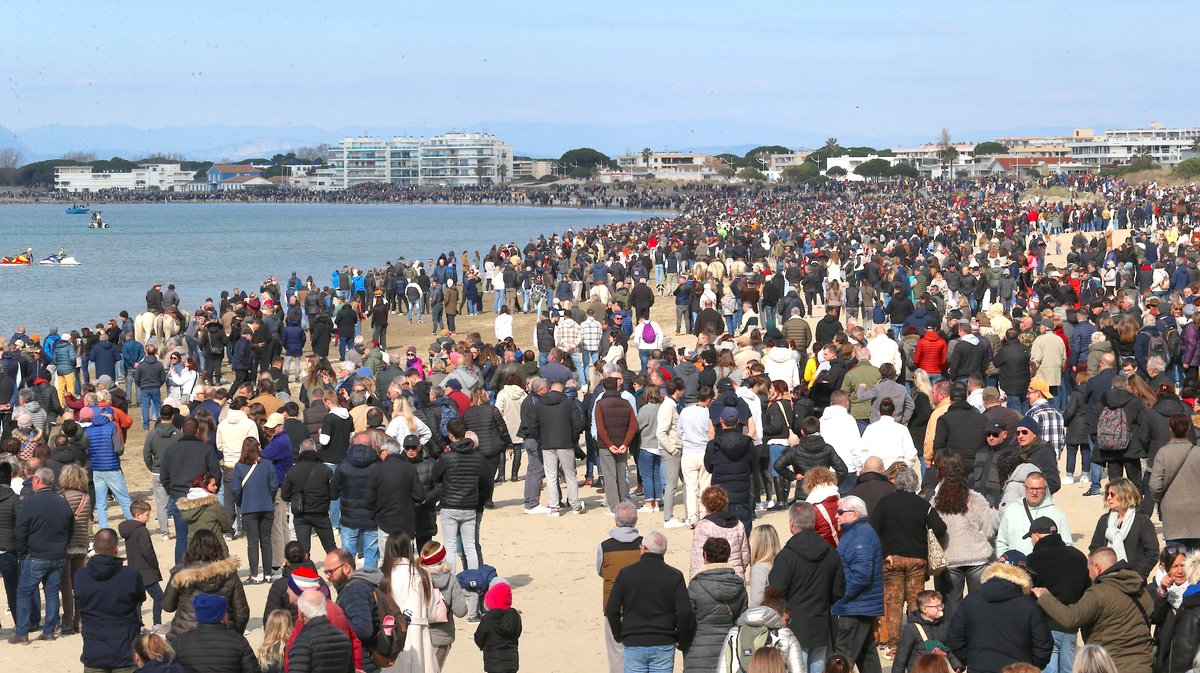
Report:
134,311,181,345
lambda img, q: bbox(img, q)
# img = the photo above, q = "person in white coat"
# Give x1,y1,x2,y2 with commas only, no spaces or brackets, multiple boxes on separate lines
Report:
632,316,665,370
762,341,800,389
858,397,918,474
819,390,864,479
383,533,438,673
866,325,902,371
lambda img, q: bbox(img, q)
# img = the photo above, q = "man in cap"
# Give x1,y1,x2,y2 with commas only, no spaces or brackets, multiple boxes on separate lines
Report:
1013,416,1061,493
1025,378,1064,458
146,283,164,315
704,406,755,534
1026,517,1090,673
172,593,258,672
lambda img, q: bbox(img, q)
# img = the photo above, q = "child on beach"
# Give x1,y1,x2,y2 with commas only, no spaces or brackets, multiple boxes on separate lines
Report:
893,590,960,673
120,500,166,632
474,581,522,673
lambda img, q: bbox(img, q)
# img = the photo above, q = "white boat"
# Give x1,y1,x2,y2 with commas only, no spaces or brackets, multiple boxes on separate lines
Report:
40,255,81,266
88,211,109,229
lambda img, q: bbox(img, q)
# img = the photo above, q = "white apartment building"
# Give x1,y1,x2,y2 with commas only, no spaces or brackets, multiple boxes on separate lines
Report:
824,154,902,181
765,152,809,181
1068,123,1200,167
314,132,513,189
53,163,196,193
615,150,725,180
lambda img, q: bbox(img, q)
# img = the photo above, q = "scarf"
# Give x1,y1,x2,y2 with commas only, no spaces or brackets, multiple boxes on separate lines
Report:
1104,510,1136,562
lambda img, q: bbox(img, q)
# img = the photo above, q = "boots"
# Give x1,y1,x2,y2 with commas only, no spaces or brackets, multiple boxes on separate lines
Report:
495,454,507,484
774,477,791,509
509,448,522,481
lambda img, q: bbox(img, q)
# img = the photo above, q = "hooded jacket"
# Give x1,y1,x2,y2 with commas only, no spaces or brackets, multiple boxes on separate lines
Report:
912,330,947,374
133,353,167,390
1026,533,1089,633
431,437,493,511
684,565,748,672
946,562,1053,673
1159,585,1200,673
216,409,257,468
162,555,250,637
474,604,523,673
763,347,800,388
772,434,848,484
118,518,163,586
89,340,120,379
1036,561,1154,673
1096,388,1151,461
281,321,306,356
531,389,585,451
766,529,846,649
178,487,232,547
715,605,805,673
330,444,378,530
704,428,755,506
334,567,384,655
159,435,221,500
74,553,146,669
142,421,179,474
895,608,961,673
690,510,750,579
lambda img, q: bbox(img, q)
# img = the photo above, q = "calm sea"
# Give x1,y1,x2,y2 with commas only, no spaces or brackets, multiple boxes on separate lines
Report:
0,203,659,337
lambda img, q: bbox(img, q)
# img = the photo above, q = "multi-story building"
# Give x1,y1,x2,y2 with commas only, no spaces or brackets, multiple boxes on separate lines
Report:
1068,123,1200,167
313,132,513,189
53,163,196,193
765,152,810,181
614,150,725,181
512,158,555,180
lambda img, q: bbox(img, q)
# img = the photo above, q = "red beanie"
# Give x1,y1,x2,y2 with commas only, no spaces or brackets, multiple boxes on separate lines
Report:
484,582,512,611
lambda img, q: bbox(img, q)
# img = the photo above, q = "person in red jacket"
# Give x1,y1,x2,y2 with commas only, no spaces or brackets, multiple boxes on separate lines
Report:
912,326,947,379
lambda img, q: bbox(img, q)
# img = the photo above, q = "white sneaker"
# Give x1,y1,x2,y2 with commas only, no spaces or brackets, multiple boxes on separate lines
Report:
524,506,551,515
1062,475,1075,485
549,507,563,517
573,502,587,515
638,504,655,513
663,518,687,529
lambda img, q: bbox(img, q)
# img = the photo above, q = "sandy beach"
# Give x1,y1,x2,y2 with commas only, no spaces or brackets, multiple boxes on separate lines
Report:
3,233,1128,672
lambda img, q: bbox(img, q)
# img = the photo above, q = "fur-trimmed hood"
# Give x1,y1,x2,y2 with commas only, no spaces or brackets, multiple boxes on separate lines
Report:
176,493,219,511
981,560,1032,595
169,556,240,589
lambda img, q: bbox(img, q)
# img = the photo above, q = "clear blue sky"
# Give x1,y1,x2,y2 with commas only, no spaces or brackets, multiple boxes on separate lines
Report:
4,1,1197,141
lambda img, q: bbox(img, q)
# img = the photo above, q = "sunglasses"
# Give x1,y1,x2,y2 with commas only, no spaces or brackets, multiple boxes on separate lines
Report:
1016,430,1033,435
986,431,1003,437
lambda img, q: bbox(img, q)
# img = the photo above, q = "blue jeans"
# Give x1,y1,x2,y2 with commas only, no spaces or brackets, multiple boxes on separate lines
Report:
802,645,828,673
93,469,133,530
340,527,379,569
1046,630,1077,673
569,351,586,386
324,462,341,528
139,388,162,429
167,497,188,563
624,644,675,673
493,291,504,314
581,349,598,384
768,443,787,478
638,451,663,500
338,335,354,360
408,300,423,323
639,348,654,371
15,557,62,638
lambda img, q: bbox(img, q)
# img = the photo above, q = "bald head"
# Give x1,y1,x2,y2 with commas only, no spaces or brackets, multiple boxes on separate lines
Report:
862,456,885,474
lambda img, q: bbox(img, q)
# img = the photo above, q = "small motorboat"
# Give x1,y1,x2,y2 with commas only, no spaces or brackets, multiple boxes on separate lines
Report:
1,250,32,266
40,254,81,266
65,206,90,214
88,211,109,229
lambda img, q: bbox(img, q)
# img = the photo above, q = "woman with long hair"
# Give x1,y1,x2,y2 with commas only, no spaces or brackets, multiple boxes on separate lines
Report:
192,407,217,450
463,387,513,485
762,380,793,508
385,394,433,445
1073,644,1119,673
133,632,183,673
932,453,996,620
907,369,935,462
162,529,249,637
231,437,278,584
58,464,93,635
747,524,781,607
167,354,200,404
636,386,664,512
380,533,437,673
257,610,293,673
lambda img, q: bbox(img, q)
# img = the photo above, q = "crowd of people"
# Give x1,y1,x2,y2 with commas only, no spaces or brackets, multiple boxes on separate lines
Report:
4,174,1200,672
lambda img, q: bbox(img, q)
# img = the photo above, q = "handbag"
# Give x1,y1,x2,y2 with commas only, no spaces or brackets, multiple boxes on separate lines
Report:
776,401,801,447
428,586,449,624
926,507,947,577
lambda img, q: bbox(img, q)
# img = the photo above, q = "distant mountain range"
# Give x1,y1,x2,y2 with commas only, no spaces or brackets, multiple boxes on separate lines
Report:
0,121,1094,163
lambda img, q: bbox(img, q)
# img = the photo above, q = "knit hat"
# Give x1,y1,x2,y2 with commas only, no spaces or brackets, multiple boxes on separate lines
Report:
420,542,446,566
1016,416,1040,436
288,566,322,596
96,374,114,388
193,593,227,625
444,379,462,390
484,582,512,611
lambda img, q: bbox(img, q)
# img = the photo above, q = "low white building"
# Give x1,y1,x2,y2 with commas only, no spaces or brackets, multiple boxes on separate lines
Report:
1068,122,1200,167
765,152,809,181
615,150,725,181
824,154,902,181
53,163,196,193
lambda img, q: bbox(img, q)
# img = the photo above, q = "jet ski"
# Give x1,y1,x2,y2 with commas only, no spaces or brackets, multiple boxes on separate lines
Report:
40,255,81,266
1,251,32,266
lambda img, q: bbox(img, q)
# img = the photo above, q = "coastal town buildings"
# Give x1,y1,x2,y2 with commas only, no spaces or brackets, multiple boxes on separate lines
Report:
309,132,513,189
53,163,195,193
1066,123,1200,167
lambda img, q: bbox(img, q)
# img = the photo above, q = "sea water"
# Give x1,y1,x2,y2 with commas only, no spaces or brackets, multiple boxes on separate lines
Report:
0,203,659,336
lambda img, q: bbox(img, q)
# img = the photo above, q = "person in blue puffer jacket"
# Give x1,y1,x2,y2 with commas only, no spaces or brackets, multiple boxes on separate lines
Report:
84,408,134,529
280,320,306,383
831,494,885,670
51,330,78,405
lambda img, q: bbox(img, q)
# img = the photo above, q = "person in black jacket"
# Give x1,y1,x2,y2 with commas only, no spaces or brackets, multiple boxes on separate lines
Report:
431,419,493,618
946,555,1053,673
402,435,440,548
0,462,18,621
229,330,257,396
159,418,221,564
287,590,355,673
530,381,585,514
172,593,259,673
932,384,985,466
331,438,380,569
119,501,165,629
365,437,428,544
604,530,693,666
705,407,756,534
773,416,849,504
1026,518,1090,672
767,502,845,666
993,330,1032,411
475,581,522,673
10,466,73,643
74,528,145,671
282,440,336,555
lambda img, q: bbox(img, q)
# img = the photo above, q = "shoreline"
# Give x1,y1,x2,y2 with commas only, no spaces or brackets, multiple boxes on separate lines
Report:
0,196,680,216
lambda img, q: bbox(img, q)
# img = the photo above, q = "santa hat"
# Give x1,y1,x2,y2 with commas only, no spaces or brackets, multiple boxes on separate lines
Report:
288,566,322,595
484,582,512,611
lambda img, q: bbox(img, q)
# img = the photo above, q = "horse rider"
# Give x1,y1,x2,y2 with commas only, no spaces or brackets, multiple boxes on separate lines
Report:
146,283,164,314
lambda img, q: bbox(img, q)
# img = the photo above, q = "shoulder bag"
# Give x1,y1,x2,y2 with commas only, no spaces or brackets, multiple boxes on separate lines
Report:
775,401,801,447
926,505,947,577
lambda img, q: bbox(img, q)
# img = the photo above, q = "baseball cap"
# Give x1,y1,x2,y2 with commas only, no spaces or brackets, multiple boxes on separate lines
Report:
985,420,1006,434
1023,516,1059,539
1028,379,1053,399
998,549,1030,571
720,407,740,424
264,412,284,429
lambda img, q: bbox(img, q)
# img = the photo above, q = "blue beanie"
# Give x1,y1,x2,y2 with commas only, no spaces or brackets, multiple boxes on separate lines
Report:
1016,416,1039,436
193,593,227,625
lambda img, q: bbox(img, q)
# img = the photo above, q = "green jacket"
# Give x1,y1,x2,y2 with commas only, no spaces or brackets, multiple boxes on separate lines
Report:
781,317,812,351
177,493,232,554
362,349,386,376
1036,563,1153,673
841,362,881,421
